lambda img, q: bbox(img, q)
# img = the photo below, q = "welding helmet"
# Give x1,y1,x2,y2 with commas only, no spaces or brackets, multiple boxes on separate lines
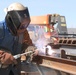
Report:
5,3,30,36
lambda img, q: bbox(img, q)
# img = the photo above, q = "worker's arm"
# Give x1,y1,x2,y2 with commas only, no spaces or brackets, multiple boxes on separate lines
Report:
21,29,38,61
22,29,34,51
22,29,33,46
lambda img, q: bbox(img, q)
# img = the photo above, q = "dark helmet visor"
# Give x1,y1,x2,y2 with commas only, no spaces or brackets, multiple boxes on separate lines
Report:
5,7,30,35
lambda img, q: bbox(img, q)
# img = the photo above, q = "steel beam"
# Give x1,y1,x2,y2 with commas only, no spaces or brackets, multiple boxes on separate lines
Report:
33,55,76,75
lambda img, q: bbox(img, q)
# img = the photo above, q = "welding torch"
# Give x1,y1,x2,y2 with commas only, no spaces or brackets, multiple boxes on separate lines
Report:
13,50,34,59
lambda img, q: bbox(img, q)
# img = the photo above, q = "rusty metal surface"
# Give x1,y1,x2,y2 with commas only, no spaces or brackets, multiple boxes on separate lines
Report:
21,62,69,75
33,55,76,74
33,55,76,66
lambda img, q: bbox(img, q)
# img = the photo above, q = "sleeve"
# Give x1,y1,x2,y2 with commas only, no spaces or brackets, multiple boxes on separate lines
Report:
22,29,36,52
22,29,33,46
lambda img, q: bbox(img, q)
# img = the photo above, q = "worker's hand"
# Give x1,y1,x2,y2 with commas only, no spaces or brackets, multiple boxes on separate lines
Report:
22,46,39,62
0,50,17,65
25,46,39,56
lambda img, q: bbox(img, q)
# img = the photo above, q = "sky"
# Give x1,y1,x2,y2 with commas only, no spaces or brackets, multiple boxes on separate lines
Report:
0,0,76,28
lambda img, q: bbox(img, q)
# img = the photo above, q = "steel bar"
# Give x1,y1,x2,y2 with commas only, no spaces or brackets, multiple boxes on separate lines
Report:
33,55,76,75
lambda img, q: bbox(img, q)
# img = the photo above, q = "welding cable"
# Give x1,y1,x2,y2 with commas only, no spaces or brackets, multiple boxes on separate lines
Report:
35,64,43,75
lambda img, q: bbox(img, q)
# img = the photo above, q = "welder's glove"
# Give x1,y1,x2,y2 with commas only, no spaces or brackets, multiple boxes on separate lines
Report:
0,50,17,65
25,46,35,54
23,46,38,62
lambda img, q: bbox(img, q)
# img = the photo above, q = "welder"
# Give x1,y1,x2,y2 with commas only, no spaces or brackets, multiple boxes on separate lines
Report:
0,2,37,75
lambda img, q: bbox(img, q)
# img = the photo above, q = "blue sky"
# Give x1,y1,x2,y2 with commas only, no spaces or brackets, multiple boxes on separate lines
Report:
0,0,76,28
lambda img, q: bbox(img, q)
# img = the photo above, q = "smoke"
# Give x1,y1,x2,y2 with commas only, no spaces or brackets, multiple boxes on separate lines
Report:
27,26,57,56
34,31,59,56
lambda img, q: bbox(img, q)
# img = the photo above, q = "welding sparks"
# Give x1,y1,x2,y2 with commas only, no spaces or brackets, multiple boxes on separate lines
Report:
46,45,55,55
36,45,55,55
35,35,55,55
